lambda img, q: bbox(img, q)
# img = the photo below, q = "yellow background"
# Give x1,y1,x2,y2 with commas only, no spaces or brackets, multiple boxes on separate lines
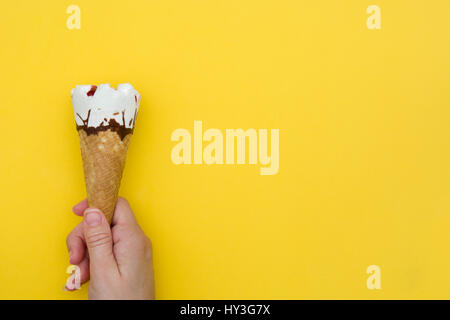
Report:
0,0,449,299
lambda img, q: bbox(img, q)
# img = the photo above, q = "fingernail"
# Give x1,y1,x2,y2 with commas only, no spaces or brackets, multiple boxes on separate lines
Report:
69,250,73,260
84,209,102,226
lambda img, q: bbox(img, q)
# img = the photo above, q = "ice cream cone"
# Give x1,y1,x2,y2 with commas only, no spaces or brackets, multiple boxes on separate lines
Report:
71,84,140,223
78,129,132,223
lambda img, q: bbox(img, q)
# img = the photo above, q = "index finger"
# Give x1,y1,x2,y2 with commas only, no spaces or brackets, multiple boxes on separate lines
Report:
112,197,140,229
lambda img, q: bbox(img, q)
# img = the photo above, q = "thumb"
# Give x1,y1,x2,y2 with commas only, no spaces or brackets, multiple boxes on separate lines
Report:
83,208,117,275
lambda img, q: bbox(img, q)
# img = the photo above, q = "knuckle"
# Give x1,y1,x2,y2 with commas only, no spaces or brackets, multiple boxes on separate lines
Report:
133,234,146,248
86,232,112,248
132,233,152,253
144,237,153,261
66,232,75,248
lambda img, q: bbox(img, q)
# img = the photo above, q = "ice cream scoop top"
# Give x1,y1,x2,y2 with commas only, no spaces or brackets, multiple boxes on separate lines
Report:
71,83,140,130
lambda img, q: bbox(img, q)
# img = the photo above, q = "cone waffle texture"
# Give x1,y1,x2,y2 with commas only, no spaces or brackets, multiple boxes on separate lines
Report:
78,129,132,223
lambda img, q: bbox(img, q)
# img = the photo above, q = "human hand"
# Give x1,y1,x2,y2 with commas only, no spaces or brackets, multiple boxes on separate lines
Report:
66,197,154,300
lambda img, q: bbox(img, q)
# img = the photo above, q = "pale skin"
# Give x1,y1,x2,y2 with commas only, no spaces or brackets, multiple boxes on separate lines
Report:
66,197,155,299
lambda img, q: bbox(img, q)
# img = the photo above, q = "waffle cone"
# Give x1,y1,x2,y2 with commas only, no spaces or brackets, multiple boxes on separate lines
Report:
78,129,132,223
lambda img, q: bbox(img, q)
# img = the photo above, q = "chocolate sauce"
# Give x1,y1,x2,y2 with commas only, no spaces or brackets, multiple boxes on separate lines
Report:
132,109,138,127
87,85,97,96
76,108,138,140
76,109,91,126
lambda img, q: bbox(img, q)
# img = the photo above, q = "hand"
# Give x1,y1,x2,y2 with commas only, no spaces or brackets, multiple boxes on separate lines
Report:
66,197,155,300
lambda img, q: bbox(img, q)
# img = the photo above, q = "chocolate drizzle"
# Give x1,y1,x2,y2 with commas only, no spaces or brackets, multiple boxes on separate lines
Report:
76,108,137,140
87,85,97,96
132,109,138,127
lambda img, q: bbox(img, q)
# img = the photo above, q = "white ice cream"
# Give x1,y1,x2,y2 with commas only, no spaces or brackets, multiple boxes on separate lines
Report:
71,83,140,128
